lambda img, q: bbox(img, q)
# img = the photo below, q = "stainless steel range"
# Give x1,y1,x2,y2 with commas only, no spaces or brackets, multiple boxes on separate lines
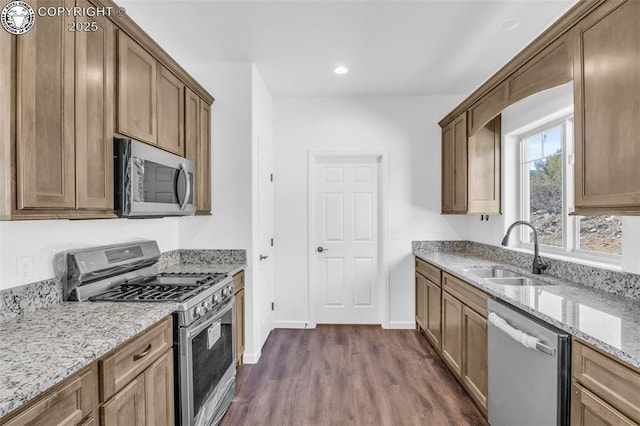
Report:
64,240,236,426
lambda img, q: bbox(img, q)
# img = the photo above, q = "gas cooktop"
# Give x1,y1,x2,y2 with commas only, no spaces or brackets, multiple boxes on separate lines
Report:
89,272,228,303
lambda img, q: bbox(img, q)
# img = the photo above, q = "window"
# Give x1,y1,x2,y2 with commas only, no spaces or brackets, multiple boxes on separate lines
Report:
518,116,622,260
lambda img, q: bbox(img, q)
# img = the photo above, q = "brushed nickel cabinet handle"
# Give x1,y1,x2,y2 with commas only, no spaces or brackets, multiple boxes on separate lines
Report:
133,344,152,361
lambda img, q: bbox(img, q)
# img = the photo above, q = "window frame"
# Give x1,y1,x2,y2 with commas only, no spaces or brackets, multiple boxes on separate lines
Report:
516,115,621,265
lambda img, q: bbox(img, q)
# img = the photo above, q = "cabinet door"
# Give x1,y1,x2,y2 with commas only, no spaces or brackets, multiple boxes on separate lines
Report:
75,0,114,210
197,100,212,214
572,382,635,426
101,374,146,426
415,272,427,329
117,31,157,145
144,350,174,426
235,287,245,366
425,278,442,351
2,364,96,426
441,291,463,377
16,0,75,210
157,65,185,155
462,305,488,413
185,87,200,159
574,0,640,214
467,115,501,215
441,113,467,214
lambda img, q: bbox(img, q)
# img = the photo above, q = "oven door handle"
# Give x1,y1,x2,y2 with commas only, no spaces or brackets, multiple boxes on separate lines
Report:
178,163,191,211
184,299,233,338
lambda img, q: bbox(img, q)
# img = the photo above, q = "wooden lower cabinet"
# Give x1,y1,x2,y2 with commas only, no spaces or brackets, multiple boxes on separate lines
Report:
415,272,427,329
415,259,488,417
572,382,635,426
572,339,640,424
441,290,463,377
233,270,246,366
424,277,442,351
0,364,97,426
101,374,146,426
461,305,488,413
99,317,174,426
144,350,174,426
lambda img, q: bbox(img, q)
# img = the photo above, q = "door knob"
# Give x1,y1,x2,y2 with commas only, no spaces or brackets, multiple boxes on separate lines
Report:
316,247,329,253
260,254,269,261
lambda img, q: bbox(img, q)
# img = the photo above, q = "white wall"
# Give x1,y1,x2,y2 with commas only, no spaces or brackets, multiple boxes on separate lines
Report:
273,96,468,328
0,218,179,290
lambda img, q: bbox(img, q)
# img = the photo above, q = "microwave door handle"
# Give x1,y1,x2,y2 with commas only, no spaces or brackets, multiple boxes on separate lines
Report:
178,163,191,210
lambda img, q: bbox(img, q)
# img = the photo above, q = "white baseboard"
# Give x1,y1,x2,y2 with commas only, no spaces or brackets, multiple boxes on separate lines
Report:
272,320,316,329
384,321,415,329
242,349,262,364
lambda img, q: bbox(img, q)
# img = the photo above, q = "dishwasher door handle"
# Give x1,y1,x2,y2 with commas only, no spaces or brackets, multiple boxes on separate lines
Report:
488,312,556,356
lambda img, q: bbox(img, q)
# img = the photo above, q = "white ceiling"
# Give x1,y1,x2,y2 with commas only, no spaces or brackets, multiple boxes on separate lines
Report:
117,0,578,97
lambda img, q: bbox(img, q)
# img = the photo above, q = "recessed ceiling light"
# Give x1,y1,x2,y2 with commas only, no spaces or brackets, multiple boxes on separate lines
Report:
499,18,520,31
334,65,349,75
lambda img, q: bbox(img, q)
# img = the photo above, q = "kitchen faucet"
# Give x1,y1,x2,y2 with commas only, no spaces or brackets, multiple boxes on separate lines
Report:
501,221,549,275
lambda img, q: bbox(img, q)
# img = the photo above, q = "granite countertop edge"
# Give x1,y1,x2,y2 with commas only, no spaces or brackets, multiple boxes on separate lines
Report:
0,261,246,418
413,250,640,369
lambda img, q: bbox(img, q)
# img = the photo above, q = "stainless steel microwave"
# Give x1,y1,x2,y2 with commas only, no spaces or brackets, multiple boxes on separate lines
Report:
114,138,196,217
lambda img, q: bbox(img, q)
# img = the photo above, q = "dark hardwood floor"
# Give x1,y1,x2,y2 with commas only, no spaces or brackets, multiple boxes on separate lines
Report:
221,325,488,426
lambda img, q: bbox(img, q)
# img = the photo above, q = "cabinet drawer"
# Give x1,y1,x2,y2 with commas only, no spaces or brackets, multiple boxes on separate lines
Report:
415,258,441,286
99,316,172,402
1,364,97,426
572,340,640,423
233,270,245,293
442,273,487,317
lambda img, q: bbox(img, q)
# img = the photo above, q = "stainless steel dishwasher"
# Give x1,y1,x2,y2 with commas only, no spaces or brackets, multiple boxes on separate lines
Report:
488,298,571,426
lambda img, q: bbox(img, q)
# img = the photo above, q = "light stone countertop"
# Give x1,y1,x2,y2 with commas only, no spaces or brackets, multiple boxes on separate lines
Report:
0,259,246,419
414,250,640,369
0,302,177,418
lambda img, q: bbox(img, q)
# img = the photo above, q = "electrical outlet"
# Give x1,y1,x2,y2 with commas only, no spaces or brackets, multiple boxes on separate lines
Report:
17,257,33,283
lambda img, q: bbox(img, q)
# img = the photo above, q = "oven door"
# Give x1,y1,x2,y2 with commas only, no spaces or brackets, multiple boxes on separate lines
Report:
115,138,196,217
178,300,235,426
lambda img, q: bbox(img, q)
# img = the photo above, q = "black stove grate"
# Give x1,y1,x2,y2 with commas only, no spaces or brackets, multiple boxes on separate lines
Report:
88,272,228,303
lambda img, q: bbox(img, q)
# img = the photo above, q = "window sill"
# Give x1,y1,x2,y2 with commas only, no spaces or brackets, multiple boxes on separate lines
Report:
509,244,622,272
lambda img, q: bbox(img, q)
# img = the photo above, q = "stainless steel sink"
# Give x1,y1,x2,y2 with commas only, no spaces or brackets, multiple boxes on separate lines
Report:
487,277,555,286
463,268,522,279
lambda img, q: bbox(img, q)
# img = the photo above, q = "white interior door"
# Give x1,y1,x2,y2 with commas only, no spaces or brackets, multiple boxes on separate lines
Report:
311,156,380,324
257,138,274,342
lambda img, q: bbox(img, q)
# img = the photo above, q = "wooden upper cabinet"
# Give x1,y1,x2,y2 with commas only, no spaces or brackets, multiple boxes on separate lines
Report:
117,31,157,145
75,0,115,211
16,0,75,210
441,112,467,214
198,100,212,214
507,34,573,106
157,65,185,156
468,83,507,137
185,89,212,215
574,0,640,214
467,115,501,215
